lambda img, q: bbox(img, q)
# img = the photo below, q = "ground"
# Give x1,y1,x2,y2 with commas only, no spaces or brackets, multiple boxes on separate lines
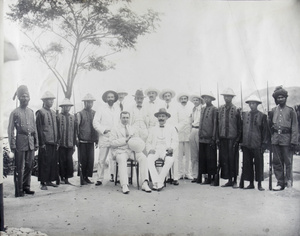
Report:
2,153,300,236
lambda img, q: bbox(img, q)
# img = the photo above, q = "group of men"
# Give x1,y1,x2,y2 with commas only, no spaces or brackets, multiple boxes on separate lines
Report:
7,85,298,197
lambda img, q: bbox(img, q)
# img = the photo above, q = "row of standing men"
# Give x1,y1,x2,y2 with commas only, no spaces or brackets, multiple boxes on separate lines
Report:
8,85,298,196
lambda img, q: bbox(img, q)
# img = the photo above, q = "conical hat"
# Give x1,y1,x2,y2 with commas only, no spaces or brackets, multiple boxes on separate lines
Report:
245,95,262,104
201,91,216,101
82,93,96,101
41,91,56,100
128,137,145,153
59,98,73,107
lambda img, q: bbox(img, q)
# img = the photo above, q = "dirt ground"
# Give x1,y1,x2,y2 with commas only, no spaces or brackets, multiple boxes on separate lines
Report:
2,153,300,236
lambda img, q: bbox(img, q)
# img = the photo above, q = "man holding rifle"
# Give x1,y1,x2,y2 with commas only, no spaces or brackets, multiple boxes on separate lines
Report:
269,86,298,191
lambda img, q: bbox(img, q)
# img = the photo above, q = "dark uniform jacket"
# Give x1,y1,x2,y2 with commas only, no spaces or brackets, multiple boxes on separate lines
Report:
198,104,218,143
218,104,242,141
77,109,98,143
58,113,75,148
36,107,58,146
242,110,268,149
269,105,298,146
8,107,38,151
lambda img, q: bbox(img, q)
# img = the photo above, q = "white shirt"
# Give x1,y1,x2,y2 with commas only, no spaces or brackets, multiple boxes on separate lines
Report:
191,104,202,127
144,99,164,128
177,103,193,141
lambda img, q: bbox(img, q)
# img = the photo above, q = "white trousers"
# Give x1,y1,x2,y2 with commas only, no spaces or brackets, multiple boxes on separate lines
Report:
116,152,148,187
147,151,174,186
96,147,115,182
189,128,199,179
178,141,191,178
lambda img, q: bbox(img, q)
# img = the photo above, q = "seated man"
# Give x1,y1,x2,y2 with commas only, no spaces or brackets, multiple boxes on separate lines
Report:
147,108,179,191
110,111,152,194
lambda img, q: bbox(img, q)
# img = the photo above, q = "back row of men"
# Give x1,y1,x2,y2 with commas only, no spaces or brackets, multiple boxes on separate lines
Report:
8,85,298,196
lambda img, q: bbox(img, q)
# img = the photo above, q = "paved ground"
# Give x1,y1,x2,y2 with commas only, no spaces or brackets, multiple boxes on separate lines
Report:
2,153,300,236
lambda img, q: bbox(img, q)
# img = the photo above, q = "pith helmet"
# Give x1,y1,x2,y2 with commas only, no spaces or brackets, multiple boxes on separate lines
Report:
128,137,145,153
154,108,171,118
41,91,56,100
82,93,96,101
133,90,146,98
159,89,176,100
177,93,189,103
59,98,73,107
221,88,236,97
102,90,118,103
245,95,262,104
201,92,216,101
144,87,160,96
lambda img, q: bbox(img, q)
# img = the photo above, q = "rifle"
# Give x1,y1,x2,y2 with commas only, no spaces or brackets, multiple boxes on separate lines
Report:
73,89,85,186
214,83,220,186
267,81,273,190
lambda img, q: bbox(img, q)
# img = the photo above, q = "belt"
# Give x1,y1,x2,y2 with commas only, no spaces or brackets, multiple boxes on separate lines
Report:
17,132,35,136
192,126,199,129
273,128,291,134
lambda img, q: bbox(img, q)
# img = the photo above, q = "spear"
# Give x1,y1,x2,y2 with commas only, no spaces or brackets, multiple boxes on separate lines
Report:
267,81,273,190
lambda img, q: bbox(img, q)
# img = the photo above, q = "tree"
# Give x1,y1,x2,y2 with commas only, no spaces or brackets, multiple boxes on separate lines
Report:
7,0,160,98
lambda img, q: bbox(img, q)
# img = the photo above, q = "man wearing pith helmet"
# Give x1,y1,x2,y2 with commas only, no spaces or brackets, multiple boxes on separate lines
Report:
269,86,298,191
240,95,268,191
57,98,75,185
8,85,39,197
93,90,120,185
36,91,59,190
176,93,193,180
217,88,242,188
76,93,98,185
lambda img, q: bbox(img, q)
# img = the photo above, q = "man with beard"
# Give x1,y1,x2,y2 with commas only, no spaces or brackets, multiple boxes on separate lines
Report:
240,95,268,191
218,88,242,188
147,108,178,191
93,90,120,185
269,86,298,190
36,91,59,190
176,93,193,180
8,85,39,197
198,92,218,185
189,94,203,183
129,90,148,144
76,94,98,185
144,87,163,128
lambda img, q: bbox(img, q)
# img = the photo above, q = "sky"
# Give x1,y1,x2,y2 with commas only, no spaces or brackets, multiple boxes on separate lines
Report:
2,0,300,120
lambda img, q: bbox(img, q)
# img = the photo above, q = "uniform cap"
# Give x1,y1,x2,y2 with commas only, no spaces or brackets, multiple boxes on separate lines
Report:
245,95,262,104
102,90,118,103
41,91,56,100
144,87,160,96
154,108,171,118
59,98,73,107
128,137,145,153
133,90,146,98
82,93,96,101
159,89,176,100
221,88,236,96
201,92,216,101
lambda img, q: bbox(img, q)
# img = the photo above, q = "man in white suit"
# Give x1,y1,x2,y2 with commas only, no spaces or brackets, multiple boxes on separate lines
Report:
147,108,179,191
144,87,163,128
110,111,152,194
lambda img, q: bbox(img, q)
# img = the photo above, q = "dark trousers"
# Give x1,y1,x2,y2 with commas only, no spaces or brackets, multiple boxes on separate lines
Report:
38,144,59,183
58,147,74,179
219,139,239,180
242,147,264,182
14,150,34,196
272,145,293,187
199,143,217,175
78,143,94,178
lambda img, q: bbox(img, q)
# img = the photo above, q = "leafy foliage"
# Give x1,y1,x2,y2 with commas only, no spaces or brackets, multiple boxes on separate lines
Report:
7,0,160,98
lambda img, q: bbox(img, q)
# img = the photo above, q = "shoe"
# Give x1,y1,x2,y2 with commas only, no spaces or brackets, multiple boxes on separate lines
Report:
15,192,24,197
258,186,265,191
40,184,48,190
141,181,152,193
232,182,238,189
152,183,158,190
24,189,35,195
110,174,114,182
64,180,71,185
166,178,173,184
185,175,193,180
157,182,164,191
173,180,179,186
46,182,58,187
201,180,211,185
191,178,197,183
84,178,94,184
179,176,184,180
122,185,130,194
95,181,102,186
221,181,233,187
244,184,255,190
273,185,284,191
